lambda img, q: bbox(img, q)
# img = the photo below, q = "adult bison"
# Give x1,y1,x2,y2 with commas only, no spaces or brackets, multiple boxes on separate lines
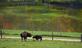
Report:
20,31,32,41
33,35,42,41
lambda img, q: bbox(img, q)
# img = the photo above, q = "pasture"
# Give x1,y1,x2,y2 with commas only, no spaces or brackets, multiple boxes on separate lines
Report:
0,1,82,48
0,39,82,48
0,29,82,48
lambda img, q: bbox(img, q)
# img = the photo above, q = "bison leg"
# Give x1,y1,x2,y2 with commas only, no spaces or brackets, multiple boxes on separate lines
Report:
21,37,24,41
24,37,27,41
40,38,42,41
36,38,38,40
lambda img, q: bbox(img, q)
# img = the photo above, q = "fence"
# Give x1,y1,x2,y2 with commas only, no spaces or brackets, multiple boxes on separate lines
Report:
0,0,82,40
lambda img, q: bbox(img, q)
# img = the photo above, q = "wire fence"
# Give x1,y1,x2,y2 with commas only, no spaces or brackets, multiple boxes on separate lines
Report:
0,0,82,40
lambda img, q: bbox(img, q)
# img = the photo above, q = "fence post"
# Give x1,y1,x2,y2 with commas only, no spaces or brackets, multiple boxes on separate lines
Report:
0,30,2,39
81,34,82,42
52,31,53,40
0,21,3,39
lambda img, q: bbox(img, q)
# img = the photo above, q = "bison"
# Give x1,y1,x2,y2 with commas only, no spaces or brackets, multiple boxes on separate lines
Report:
20,31,32,41
33,35,42,41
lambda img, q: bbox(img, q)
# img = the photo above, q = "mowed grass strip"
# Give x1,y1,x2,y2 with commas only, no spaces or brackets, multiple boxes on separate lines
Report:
3,29,82,38
0,39,82,48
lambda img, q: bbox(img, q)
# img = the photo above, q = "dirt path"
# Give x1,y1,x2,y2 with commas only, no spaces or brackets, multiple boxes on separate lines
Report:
3,36,81,42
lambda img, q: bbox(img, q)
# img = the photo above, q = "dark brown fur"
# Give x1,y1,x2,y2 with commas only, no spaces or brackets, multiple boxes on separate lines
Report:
33,35,42,41
20,31,32,41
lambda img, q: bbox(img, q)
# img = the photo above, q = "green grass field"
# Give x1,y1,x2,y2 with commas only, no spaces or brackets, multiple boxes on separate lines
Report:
0,39,82,48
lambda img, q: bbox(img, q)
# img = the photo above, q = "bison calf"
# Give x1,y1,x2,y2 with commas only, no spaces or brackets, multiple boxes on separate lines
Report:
33,35,42,41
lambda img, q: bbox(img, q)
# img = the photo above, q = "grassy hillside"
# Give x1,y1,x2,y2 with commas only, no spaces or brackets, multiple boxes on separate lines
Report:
0,1,82,32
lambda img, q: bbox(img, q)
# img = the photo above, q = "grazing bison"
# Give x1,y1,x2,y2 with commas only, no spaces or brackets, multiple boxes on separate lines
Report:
33,35,42,41
20,31,32,41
